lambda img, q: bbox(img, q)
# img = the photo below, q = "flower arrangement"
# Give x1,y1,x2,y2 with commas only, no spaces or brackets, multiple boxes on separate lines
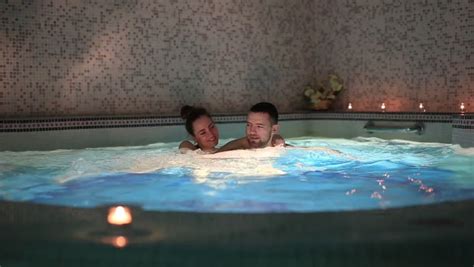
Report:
303,74,344,110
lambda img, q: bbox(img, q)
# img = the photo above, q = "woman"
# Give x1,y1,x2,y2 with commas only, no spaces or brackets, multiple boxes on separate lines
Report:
179,105,219,153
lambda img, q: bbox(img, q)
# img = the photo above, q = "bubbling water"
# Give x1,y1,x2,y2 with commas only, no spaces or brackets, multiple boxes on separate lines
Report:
0,137,473,212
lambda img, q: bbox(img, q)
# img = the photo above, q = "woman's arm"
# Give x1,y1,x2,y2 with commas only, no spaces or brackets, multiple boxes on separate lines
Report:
179,140,197,153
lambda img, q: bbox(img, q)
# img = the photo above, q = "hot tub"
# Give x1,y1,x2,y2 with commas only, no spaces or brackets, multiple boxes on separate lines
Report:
0,112,473,266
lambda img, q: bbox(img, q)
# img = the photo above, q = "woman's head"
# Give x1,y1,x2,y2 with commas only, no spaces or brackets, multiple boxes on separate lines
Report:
181,105,219,151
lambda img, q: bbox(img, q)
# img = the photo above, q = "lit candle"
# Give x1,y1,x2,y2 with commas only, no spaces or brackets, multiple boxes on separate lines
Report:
381,102,386,112
107,206,132,226
460,102,465,112
347,102,353,110
419,103,425,112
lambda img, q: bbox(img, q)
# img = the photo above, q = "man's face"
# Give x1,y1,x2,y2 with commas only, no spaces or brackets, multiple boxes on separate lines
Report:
246,112,278,148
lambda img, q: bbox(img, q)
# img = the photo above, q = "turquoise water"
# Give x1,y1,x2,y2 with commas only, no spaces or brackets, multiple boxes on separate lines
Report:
0,137,473,212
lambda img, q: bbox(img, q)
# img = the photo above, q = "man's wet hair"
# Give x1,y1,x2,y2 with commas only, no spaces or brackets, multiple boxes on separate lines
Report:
249,102,278,125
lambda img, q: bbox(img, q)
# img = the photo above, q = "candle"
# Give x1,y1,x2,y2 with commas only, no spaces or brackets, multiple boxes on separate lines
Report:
347,102,353,110
419,103,425,112
460,102,465,112
381,102,386,112
107,206,132,226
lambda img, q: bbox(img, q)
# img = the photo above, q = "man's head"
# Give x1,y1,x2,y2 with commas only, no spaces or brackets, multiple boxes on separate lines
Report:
246,102,279,148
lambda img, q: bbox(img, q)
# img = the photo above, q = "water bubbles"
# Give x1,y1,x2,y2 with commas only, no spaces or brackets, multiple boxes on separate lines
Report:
371,191,383,199
408,177,434,194
0,137,471,212
345,189,356,195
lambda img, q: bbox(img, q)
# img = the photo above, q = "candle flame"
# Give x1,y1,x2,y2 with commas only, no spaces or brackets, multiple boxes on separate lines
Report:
107,206,132,226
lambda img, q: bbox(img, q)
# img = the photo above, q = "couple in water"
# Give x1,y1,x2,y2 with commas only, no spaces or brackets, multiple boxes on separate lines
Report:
179,102,285,154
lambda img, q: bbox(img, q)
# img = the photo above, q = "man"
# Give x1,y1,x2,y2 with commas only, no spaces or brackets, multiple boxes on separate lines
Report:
217,102,284,152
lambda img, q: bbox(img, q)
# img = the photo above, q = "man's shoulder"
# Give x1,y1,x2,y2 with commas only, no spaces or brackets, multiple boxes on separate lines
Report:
226,137,249,148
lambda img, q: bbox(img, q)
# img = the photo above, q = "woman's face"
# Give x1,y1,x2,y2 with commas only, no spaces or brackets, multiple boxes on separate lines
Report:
192,116,219,151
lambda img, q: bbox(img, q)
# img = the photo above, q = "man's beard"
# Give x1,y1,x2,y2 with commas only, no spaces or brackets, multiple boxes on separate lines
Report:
247,136,271,148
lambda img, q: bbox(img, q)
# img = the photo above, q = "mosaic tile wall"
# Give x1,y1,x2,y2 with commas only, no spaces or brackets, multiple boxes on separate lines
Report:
0,0,316,117
314,0,473,113
0,0,472,117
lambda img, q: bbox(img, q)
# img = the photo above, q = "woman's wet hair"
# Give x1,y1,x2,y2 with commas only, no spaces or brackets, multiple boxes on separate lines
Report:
180,105,211,136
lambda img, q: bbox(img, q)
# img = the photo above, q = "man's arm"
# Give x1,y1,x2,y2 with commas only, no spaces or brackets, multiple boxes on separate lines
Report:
215,137,249,153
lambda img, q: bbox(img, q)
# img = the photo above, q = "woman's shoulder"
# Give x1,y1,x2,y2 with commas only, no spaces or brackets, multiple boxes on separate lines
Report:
179,140,199,151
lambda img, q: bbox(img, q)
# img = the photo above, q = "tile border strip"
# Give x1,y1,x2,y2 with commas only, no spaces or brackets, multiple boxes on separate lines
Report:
0,112,472,132
276,112,456,122
452,116,474,129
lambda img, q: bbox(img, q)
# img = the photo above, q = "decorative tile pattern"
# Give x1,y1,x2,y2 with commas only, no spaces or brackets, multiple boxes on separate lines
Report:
452,114,474,147
2,112,471,133
278,112,455,123
0,116,183,132
0,0,472,117
452,115,474,129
